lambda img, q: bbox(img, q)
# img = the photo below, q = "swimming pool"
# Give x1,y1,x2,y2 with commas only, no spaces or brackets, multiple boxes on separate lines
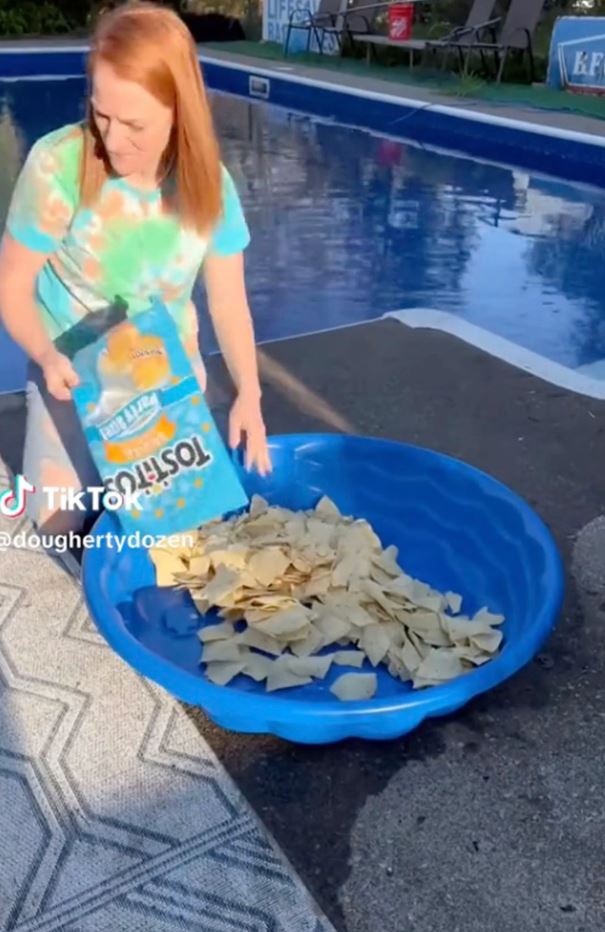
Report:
1,74,605,395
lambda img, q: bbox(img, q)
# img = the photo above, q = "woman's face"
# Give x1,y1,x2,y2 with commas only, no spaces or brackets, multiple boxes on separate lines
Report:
91,59,173,184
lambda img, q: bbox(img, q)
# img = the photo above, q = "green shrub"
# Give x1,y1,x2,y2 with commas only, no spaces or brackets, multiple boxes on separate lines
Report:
0,1,71,36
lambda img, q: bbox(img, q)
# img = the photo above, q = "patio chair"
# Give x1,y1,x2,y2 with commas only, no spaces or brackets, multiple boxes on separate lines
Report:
451,0,546,83
354,0,499,70
284,0,376,57
423,0,500,71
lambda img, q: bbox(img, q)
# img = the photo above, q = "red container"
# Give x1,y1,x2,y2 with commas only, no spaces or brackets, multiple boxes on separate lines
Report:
388,3,414,42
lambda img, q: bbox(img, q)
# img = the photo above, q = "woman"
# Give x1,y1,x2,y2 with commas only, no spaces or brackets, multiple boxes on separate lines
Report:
0,1,271,571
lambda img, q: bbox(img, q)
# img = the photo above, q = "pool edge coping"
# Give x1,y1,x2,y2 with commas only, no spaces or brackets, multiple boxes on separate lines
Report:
197,50,605,151
385,309,605,401
1,43,605,152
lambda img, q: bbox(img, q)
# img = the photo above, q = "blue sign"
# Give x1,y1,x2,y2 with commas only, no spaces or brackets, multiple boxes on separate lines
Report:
548,16,605,95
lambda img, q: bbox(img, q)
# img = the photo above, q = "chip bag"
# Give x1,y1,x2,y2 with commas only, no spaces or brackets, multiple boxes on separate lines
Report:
70,298,249,537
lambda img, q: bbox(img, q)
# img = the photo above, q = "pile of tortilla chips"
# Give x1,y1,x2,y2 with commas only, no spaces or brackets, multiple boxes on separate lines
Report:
149,495,504,701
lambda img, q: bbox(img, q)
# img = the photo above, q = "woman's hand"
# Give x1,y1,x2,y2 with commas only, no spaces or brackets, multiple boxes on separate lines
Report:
228,388,272,476
39,347,80,401
203,252,270,475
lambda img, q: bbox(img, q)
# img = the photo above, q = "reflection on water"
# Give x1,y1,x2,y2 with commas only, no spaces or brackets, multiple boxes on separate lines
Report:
1,77,605,393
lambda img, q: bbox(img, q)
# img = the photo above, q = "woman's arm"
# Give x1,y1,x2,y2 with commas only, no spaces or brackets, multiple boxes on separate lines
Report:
202,250,271,474
0,234,56,363
0,233,79,400
202,250,261,397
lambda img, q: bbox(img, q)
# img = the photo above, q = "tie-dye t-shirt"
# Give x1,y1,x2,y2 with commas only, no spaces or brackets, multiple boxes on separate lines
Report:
6,122,250,360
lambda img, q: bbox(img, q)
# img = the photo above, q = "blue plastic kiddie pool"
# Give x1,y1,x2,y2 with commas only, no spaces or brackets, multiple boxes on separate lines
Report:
81,434,564,744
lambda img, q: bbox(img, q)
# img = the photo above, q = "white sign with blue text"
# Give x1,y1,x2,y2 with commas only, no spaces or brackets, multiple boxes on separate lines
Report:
548,16,605,95
263,0,341,54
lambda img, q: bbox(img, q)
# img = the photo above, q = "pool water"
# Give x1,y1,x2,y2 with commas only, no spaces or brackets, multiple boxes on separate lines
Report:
1,76,605,394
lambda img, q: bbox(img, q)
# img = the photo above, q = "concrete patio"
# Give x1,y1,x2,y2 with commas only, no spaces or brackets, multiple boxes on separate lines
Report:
1,317,604,930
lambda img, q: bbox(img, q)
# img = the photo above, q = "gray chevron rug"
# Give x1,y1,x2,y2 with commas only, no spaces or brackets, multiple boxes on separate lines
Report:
0,458,334,932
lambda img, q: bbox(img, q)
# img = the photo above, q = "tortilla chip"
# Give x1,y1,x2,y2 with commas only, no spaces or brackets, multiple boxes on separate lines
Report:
266,666,313,692
295,572,333,601
206,546,250,573
331,650,367,668
241,651,273,682
256,605,310,639
399,634,424,675
248,547,291,587
473,607,505,627
198,621,236,643
287,655,333,679
312,613,352,645
414,648,466,684
446,591,463,614
359,625,391,667
330,673,377,702
406,610,450,647
315,495,342,520
187,554,211,577
249,494,269,516
237,627,284,656
202,640,242,664
290,627,326,657
150,548,188,587
359,579,399,619
177,494,505,698
205,660,246,686
201,565,242,606
470,629,503,653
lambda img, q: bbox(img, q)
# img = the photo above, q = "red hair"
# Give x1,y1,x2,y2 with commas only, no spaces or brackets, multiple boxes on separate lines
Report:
80,1,222,235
